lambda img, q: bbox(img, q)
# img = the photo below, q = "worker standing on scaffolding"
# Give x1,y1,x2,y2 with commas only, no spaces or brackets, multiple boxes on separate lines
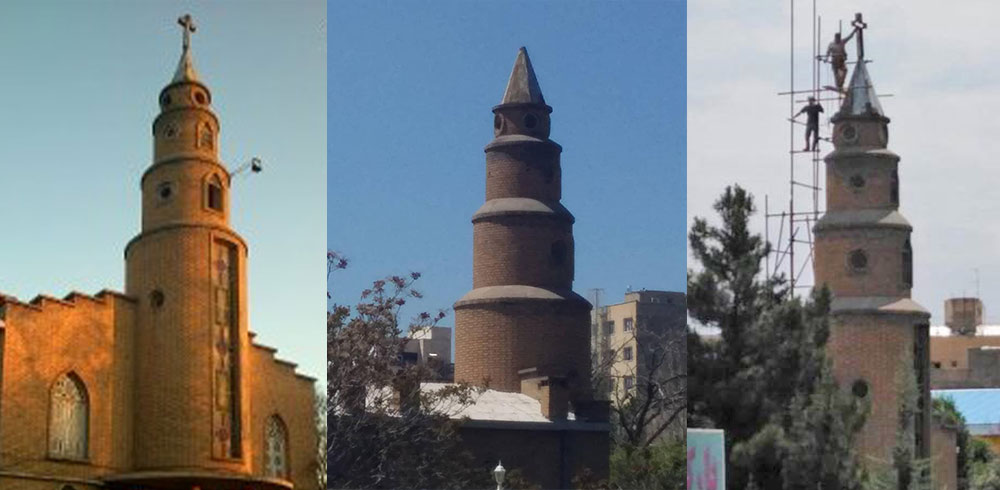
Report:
794,96,823,151
826,30,856,92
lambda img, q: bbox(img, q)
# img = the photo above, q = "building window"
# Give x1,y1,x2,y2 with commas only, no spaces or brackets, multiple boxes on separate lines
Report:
890,169,899,205
902,240,913,288
851,379,869,398
624,376,635,390
933,361,941,369
198,121,215,149
604,321,615,335
623,346,633,361
848,249,869,272
265,415,289,479
624,318,634,332
207,175,224,213
951,360,958,368
550,240,567,267
49,373,88,460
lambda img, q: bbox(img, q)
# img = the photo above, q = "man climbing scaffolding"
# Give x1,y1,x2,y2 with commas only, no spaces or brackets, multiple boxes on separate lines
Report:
794,96,824,151
826,30,856,92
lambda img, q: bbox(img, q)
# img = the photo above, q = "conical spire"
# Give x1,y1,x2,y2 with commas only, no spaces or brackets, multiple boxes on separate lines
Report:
171,14,200,83
840,61,883,117
501,47,545,105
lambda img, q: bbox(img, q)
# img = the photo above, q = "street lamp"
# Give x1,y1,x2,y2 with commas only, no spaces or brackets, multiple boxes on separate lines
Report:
493,461,506,490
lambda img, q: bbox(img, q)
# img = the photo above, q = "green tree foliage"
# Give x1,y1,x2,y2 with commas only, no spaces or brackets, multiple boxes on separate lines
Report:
688,185,868,489
935,395,1000,490
607,439,685,490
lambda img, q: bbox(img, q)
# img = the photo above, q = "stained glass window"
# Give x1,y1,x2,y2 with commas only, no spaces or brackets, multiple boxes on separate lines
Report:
265,415,289,478
49,373,88,460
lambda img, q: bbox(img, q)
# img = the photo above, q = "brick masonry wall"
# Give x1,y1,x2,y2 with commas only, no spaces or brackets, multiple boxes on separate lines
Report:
455,301,591,398
814,227,911,298
249,345,319,490
825,155,898,211
827,313,919,463
126,225,252,473
0,292,135,483
931,420,958,490
485,144,561,202
473,216,573,289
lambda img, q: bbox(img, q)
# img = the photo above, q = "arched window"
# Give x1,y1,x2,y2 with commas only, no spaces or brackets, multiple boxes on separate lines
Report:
207,174,224,212
890,169,899,205
264,415,289,478
902,239,913,288
198,121,215,150
48,373,88,460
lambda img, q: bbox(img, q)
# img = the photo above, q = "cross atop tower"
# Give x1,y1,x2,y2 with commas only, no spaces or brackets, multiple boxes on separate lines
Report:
178,14,196,52
851,12,868,61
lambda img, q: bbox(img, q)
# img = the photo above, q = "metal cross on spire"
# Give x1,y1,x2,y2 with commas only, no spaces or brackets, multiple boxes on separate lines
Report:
178,14,196,51
851,12,868,61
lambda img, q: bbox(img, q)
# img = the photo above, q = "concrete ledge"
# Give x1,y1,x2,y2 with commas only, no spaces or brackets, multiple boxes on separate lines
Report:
472,197,574,223
454,285,590,308
484,134,562,153
102,470,292,490
831,296,930,316
825,146,899,162
460,418,610,432
814,209,912,232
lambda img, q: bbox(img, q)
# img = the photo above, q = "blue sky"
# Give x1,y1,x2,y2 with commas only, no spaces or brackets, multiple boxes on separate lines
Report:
328,1,686,328
0,2,326,380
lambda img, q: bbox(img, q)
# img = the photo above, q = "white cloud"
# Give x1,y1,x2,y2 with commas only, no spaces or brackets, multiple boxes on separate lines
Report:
689,2,1000,323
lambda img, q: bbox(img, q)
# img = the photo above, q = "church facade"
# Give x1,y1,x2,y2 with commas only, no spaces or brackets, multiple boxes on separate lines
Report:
0,17,318,490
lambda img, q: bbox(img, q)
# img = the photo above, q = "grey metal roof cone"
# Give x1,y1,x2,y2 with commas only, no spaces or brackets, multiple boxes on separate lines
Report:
841,61,883,117
500,47,545,105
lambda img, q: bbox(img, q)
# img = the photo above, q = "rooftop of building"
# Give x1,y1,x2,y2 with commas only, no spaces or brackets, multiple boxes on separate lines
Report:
931,325,1000,337
420,383,608,431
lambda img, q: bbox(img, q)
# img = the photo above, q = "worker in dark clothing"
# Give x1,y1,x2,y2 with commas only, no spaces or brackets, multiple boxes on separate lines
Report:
794,96,824,151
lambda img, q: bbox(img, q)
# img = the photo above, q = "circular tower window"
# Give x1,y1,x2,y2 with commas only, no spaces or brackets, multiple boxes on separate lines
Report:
160,93,172,108
841,123,859,143
157,182,174,201
851,379,869,398
849,174,865,189
150,289,165,309
848,249,868,272
192,89,208,106
523,113,538,129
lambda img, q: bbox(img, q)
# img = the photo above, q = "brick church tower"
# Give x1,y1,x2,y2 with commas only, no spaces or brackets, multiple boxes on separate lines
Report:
454,48,593,402
124,17,253,473
813,60,931,462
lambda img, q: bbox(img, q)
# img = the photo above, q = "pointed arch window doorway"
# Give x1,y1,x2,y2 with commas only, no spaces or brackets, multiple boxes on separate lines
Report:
48,373,89,460
264,415,290,479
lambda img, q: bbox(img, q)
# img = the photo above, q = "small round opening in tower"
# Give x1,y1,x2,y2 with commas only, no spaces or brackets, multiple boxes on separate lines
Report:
849,174,866,189
157,182,174,201
841,123,858,143
848,249,868,271
523,113,538,129
851,379,869,398
150,289,165,309
494,114,502,130
192,89,208,106
160,93,172,108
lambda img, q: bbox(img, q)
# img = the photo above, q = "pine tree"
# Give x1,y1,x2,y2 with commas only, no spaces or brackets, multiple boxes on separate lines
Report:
689,185,868,489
